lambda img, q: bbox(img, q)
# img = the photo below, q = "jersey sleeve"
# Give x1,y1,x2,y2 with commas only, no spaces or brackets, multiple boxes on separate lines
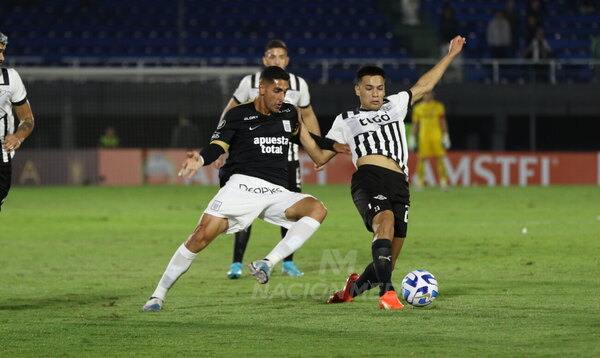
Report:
209,110,238,151
386,90,412,123
297,77,311,108
10,69,27,105
325,115,347,144
231,75,253,104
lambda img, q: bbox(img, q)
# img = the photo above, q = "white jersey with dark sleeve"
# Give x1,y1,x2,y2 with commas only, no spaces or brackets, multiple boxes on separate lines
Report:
232,71,311,108
231,71,310,162
0,67,28,163
325,90,412,175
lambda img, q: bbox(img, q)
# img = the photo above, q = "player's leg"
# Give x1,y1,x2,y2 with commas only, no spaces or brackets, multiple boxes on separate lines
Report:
415,156,426,189
281,159,303,276
227,226,252,279
143,214,228,311
249,195,326,283
0,164,12,212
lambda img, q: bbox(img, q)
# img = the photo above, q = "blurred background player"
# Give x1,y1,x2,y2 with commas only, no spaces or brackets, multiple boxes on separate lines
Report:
409,91,451,191
0,32,35,212
215,39,322,279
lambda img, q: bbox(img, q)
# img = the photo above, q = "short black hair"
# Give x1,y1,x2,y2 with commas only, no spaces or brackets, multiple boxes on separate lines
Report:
260,66,290,84
0,32,8,46
265,39,287,52
355,65,386,85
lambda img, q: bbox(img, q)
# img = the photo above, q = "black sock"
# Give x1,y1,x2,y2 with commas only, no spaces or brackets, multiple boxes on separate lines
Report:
350,262,379,298
281,227,294,262
371,239,394,296
233,225,252,263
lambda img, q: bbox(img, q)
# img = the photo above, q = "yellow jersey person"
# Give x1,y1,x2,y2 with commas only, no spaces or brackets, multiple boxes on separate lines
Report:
409,91,451,190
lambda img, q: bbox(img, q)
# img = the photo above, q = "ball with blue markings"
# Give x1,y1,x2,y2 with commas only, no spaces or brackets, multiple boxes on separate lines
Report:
401,270,438,307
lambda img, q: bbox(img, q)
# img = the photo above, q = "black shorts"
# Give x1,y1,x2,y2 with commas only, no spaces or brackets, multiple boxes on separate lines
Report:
351,165,410,238
0,164,12,211
287,160,301,193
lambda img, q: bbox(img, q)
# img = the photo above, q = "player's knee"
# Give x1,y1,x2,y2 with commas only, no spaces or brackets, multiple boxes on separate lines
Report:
309,199,327,223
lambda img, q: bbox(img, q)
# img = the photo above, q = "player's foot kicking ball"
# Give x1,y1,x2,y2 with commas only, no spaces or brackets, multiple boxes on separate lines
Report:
379,291,405,310
327,273,360,303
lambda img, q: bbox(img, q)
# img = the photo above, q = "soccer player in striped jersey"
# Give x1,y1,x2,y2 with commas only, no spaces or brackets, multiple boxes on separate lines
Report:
216,40,321,279
409,91,451,190
303,36,465,309
0,32,35,212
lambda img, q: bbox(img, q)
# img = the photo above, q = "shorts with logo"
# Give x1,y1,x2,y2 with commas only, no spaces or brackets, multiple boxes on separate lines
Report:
204,174,314,234
351,164,410,238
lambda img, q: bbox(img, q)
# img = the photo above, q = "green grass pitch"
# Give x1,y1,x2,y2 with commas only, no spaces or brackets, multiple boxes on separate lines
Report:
1,185,599,357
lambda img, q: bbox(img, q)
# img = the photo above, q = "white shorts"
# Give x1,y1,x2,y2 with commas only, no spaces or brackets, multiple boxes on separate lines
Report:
203,174,315,234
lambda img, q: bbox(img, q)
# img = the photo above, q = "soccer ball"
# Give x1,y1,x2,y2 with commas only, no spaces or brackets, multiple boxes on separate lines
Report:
401,270,438,307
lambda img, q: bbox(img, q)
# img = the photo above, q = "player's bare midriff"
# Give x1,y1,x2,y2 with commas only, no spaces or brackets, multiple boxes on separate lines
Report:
356,154,404,174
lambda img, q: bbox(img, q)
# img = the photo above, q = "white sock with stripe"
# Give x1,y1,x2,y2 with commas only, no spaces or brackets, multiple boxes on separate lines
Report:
151,243,197,301
264,217,320,268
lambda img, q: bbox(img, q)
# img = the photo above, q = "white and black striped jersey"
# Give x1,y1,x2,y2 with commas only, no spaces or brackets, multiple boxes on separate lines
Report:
231,71,310,162
0,67,28,164
326,91,412,175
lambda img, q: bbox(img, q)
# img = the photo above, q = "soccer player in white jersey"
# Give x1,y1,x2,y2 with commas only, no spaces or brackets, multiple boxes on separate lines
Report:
216,40,321,279
301,36,466,309
142,66,348,311
0,32,35,212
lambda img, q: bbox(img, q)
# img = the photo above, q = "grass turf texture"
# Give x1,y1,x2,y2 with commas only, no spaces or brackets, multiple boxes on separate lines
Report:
1,185,599,357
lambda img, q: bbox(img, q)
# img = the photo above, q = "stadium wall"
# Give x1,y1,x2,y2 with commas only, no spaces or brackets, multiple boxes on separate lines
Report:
12,149,600,187
23,82,600,151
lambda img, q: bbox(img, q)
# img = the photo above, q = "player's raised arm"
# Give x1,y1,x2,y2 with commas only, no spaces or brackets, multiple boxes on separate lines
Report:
409,36,466,105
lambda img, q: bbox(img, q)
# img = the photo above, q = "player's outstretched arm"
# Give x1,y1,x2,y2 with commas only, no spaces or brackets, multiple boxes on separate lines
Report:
297,112,347,166
410,36,466,105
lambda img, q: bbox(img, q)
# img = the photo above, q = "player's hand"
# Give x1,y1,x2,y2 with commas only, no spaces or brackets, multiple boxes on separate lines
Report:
408,134,416,151
178,151,203,179
314,163,326,172
442,133,451,150
333,142,351,154
448,36,466,57
2,134,24,153
212,152,229,169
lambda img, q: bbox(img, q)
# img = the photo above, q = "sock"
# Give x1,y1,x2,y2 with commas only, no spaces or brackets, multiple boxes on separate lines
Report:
233,225,252,263
280,227,294,262
371,239,394,296
416,158,425,186
437,158,448,186
264,217,320,268
350,262,379,298
151,243,197,301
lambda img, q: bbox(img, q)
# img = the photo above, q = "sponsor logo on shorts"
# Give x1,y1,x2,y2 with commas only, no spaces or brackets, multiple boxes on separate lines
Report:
373,195,387,200
239,183,283,194
210,200,222,211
